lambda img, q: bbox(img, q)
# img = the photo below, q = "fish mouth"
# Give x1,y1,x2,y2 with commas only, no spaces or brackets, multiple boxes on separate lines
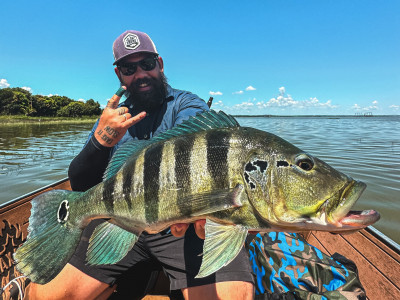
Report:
323,180,380,230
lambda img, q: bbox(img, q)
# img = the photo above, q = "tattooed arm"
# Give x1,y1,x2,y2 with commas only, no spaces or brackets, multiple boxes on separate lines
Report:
68,87,146,191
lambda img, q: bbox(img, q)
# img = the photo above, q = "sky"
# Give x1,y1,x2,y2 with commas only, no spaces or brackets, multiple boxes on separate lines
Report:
1,0,399,115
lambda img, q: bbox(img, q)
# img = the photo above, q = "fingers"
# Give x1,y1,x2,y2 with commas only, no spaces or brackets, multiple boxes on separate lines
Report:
170,220,206,239
106,86,126,109
194,220,206,240
170,223,189,237
122,111,146,128
117,107,128,115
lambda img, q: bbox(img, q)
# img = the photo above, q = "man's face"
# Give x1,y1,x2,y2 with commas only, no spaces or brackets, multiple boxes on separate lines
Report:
115,53,167,112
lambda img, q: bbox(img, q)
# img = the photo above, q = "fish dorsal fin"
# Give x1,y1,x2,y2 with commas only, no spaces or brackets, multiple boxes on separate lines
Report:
153,110,240,142
104,139,153,180
104,110,239,180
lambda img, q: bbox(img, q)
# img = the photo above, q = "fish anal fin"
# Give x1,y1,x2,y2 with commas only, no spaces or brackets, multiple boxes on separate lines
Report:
87,222,139,265
196,219,248,278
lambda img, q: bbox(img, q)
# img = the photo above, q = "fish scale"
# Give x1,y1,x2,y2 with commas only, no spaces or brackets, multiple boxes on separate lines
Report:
143,143,163,223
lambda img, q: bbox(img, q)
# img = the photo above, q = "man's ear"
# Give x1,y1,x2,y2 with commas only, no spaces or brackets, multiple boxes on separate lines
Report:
158,56,164,72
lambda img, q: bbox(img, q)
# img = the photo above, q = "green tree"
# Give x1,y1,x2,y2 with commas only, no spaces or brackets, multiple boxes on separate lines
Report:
82,99,102,116
0,88,34,115
57,101,86,117
32,95,59,116
0,87,102,117
50,95,73,110
0,88,14,114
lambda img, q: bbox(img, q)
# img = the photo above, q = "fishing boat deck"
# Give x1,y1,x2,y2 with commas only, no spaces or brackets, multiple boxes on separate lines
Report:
1,179,399,299
304,229,400,300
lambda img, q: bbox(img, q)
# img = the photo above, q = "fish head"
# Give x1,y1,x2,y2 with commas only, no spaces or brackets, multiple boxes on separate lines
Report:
241,131,380,232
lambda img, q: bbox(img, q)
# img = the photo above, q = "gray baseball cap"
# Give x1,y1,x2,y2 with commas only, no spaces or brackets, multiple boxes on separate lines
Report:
112,30,158,65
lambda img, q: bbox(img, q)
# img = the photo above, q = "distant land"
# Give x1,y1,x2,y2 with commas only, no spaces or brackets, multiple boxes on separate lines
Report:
232,114,398,118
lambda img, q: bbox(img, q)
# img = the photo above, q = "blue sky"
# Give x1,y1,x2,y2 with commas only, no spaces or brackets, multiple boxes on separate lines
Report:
1,0,399,115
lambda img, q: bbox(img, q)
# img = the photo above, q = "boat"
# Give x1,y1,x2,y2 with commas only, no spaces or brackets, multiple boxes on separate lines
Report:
1,178,399,299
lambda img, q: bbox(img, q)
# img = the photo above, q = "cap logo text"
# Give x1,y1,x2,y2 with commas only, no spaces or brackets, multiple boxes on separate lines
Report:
123,33,140,50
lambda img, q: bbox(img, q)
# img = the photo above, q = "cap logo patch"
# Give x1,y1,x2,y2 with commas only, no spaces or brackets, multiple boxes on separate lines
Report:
123,33,140,50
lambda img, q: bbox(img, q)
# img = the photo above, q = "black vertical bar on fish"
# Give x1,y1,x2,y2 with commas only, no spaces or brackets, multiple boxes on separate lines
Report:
175,135,195,215
102,177,116,213
206,129,230,188
122,162,134,210
143,144,163,223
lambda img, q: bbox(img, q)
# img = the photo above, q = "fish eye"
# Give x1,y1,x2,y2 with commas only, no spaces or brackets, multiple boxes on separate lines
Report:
295,155,314,171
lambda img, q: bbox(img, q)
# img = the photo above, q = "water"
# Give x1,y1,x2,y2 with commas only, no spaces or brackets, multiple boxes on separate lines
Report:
0,123,93,201
0,116,399,243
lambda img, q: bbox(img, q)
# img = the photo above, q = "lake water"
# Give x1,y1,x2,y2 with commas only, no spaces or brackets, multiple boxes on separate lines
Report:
0,116,399,244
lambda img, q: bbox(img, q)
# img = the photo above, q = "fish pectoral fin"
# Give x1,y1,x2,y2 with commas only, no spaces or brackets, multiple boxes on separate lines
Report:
196,219,248,278
87,222,140,265
189,184,245,217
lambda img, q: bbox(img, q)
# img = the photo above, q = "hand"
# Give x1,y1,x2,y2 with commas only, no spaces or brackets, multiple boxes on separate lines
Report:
95,86,147,147
170,220,206,239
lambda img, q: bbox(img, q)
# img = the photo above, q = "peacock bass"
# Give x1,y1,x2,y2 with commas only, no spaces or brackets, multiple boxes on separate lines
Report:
14,110,380,284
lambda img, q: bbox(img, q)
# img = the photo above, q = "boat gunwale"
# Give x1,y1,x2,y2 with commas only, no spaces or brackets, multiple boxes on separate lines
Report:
364,226,400,254
0,177,70,212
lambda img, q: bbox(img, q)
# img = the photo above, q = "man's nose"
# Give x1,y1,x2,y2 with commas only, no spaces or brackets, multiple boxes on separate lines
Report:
133,65,149,79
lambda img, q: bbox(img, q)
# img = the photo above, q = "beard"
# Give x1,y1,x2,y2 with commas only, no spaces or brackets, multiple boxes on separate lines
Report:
125,73,168,112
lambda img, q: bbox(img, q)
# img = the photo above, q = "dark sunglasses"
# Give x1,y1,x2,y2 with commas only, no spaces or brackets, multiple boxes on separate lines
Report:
117,56,158,76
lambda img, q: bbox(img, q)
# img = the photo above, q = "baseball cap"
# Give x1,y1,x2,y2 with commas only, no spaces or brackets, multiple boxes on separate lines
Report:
112,30,158,65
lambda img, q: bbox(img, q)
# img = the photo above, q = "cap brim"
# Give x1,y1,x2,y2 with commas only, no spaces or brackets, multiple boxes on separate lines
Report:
113,51,159,65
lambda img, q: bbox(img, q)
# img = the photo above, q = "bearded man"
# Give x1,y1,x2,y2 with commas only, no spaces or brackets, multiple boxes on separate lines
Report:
24,30,254,300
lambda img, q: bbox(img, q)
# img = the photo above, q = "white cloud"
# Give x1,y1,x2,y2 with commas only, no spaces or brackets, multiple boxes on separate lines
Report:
209,91,223,96
78,98,86,102
389,104,400,111
259,88,337,110
21,86,32,92
233,90,244,94
352,100,379,111
0,79,10,88
221,87,337,115
245,86,256,91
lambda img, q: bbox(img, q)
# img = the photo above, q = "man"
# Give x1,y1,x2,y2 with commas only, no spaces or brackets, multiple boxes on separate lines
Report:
25,30,254,300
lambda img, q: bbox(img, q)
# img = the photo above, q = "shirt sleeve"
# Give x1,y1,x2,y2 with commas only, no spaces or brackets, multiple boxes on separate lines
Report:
173,92,210,127
68,121,112,191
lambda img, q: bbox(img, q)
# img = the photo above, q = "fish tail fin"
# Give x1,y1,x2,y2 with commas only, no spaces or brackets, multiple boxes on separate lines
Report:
14,190,83,284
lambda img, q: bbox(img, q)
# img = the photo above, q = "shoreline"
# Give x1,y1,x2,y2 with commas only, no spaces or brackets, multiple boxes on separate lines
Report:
233,114,399,118
0,115,99,125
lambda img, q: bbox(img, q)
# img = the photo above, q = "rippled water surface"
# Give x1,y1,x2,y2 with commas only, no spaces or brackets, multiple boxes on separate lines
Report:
0,116,399,243
0,123,93,201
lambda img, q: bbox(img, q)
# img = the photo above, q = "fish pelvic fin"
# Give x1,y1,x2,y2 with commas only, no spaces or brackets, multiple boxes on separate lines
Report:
87,222,139,265
104,110,240,180
196,219,248,278
14,190,83,284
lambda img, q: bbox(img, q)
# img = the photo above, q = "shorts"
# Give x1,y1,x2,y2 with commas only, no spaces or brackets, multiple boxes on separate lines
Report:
70,219,254,294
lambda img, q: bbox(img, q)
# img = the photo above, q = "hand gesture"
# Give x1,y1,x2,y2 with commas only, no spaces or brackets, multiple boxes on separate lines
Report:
95,87,146,147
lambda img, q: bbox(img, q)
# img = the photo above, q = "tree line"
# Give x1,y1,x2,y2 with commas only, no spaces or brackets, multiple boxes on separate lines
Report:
0,87,102,117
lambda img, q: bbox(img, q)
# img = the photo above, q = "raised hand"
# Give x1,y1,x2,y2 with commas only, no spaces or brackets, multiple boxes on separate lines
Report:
95,86,146,147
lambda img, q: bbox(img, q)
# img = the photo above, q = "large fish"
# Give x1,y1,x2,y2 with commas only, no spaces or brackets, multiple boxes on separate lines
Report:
14,110,380,284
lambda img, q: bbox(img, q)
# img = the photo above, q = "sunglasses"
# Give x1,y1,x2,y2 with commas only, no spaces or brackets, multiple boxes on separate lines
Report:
117,56,158,76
